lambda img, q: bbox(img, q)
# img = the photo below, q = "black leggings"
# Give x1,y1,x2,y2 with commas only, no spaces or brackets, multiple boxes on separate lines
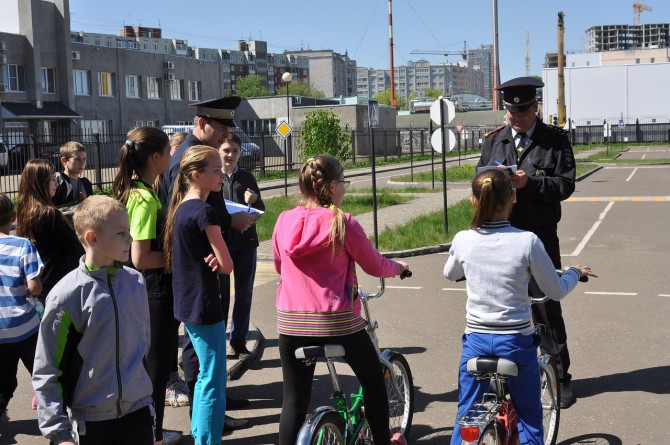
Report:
147,298,180,441
278,330,391,445
76,405,155,445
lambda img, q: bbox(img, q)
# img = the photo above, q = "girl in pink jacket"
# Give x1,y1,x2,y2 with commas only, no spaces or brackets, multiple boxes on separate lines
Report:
272,155,409,445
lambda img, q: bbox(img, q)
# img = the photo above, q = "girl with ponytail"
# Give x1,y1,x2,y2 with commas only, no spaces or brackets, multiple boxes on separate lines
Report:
272,155,410,445
444,168,596,445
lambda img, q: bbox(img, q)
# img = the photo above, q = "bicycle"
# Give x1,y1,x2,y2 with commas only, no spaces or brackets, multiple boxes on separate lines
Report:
456,271,588,445
295,274,415,445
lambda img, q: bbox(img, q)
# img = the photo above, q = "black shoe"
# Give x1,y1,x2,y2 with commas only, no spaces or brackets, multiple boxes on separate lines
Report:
232,344,253,361
226,396,250,410
560,383,576,409
223,415,251,432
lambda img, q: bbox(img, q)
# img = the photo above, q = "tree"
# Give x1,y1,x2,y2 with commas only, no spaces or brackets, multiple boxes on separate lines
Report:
235,75,272,98
373,89,406,110
287,82,326,98
297,110,352,162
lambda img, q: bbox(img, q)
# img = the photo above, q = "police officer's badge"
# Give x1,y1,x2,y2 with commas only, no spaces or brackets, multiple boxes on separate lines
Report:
535,169,546,177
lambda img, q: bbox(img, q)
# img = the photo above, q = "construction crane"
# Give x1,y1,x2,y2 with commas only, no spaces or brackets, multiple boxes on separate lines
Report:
633,1,651,26
411,41,468,61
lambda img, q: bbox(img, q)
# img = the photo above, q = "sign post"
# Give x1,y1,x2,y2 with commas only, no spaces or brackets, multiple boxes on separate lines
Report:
368,100,379,248
276,120,293,197
430,97,456,233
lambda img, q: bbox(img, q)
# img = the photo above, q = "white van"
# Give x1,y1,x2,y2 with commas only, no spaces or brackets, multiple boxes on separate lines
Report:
161,125,260,170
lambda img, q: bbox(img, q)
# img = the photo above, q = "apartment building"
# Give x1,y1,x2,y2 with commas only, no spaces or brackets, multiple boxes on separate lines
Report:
356,59,484,102
285,49,357,97
0,0,319,137
585,23,670,52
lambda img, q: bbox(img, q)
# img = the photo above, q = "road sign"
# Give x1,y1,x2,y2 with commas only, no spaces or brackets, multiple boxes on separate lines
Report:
368,100,379,128
276,121,292,139
454,124,464,133
429,98,455,125
430,128,457,153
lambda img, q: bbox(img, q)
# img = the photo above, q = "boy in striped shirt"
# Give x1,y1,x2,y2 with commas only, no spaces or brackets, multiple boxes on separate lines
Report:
0,193,43,419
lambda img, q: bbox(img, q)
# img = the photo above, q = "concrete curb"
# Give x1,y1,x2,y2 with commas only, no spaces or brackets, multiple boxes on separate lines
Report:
226,323,265,381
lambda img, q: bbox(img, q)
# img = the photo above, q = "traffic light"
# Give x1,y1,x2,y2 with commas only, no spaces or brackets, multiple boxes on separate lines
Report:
552,115,558,126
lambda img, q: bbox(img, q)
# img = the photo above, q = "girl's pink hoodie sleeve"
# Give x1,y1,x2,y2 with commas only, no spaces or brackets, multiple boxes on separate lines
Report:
344,215,398,278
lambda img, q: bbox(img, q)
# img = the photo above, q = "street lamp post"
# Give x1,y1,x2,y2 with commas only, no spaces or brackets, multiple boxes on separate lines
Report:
281,72,292,197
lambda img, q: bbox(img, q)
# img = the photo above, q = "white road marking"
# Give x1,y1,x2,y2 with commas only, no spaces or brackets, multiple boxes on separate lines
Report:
641,154,646,160
660,294,670,298
565,201,615,257
584,292,637,296
442,288,467,291
383,285,423,290
625,168,638,182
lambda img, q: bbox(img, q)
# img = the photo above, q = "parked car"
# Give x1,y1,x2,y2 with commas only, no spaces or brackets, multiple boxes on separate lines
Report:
36,143,61,164
0,142,33,174
161,125,261,171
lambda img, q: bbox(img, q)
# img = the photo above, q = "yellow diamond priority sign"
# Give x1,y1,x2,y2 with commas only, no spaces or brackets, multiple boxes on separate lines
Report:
276,121,292,139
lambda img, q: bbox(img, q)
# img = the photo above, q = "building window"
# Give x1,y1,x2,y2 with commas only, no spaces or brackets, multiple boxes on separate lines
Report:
188,80,201,101
125,74,141,98
636,59,640,64
147,77,161,99
170,79,183,100
73,69,91,95
651,58,655,63
135,120,144,127
81,120,112,141
41,67,56,94
98,72,116,97
2,64,26,92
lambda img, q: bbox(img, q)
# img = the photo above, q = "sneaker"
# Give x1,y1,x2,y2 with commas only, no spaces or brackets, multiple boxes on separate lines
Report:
32,395,37,410
161,430,182,445
560,383,576,409
391,433,408,445
223,415,251,431
165,379,190,407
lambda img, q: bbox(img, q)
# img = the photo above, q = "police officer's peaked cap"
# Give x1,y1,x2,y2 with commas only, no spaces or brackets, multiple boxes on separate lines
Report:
189,96,242,127
496,77,544,112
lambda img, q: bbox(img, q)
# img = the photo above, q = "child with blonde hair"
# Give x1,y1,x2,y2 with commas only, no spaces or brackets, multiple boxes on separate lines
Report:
33,195,154,445
164,145,233,445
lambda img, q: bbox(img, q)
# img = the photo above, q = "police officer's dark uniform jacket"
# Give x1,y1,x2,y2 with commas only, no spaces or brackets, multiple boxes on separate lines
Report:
478,119,576,233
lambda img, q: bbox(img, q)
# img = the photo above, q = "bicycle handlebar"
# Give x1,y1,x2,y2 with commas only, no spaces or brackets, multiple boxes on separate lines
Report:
360,269,412,300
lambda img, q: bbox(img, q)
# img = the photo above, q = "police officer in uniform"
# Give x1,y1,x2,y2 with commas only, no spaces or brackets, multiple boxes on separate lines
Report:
478,77,578,408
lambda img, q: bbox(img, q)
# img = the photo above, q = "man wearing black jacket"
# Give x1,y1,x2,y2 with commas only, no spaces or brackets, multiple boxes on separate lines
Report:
478,77,578,408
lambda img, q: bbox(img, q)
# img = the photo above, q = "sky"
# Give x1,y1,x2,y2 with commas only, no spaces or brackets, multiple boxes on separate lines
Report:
68,0,670,82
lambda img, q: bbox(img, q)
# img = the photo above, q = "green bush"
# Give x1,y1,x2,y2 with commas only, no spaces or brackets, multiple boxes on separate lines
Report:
297,110,352,162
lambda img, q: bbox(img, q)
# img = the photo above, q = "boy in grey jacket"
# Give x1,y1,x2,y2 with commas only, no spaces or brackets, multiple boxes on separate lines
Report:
32,195,154,445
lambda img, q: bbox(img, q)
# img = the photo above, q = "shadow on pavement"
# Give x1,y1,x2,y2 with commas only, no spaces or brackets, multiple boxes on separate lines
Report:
558,433,623,445
410,424,452,444
0,417,41,445
572,365,670,398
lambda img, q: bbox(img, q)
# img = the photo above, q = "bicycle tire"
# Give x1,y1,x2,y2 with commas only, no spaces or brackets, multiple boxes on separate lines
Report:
463,420,504,445
305,411,345,445
540,358,561,445
384,352,415,438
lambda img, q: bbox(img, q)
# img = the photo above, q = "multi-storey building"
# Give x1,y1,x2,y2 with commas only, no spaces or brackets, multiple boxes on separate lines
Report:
467,44,494,100
356,60,484,102
284,49,356,97
585,24,670,52
0,0,323,136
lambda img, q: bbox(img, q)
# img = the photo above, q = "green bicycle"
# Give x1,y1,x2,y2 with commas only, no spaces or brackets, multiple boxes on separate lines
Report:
295,276,415,445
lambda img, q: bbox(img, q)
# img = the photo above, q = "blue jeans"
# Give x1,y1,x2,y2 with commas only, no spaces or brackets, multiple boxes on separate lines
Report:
229,248,257,346
451,332,543,445
185,321,227,445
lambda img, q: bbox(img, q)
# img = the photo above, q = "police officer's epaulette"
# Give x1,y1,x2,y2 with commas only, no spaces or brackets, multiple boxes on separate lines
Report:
548,125,569,136
484,125,506,138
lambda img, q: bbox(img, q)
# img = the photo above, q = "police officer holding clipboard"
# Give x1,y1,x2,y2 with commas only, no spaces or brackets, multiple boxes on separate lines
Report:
478,77,578,409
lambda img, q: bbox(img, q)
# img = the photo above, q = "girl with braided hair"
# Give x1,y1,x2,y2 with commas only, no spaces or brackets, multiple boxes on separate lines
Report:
272,155,409,445
444,168,596,445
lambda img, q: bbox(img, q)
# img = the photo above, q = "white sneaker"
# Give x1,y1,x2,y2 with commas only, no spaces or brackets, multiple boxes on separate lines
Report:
165,379,190,407
162,430,182,445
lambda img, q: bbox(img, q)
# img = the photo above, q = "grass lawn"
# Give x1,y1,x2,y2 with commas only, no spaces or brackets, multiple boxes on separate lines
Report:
392,164,476,183
377,198,474,252
256,190,414,242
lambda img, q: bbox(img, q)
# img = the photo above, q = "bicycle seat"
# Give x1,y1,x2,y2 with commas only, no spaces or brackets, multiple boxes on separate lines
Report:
295,344,346,360
466,356,518,377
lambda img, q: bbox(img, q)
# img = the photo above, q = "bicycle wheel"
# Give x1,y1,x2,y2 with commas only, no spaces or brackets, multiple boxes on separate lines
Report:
540,358,561,445
306,411,345,445
384,352,415,438
471,420,504,445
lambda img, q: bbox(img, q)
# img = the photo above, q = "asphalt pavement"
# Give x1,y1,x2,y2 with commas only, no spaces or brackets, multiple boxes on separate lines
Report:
3,146,669,444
